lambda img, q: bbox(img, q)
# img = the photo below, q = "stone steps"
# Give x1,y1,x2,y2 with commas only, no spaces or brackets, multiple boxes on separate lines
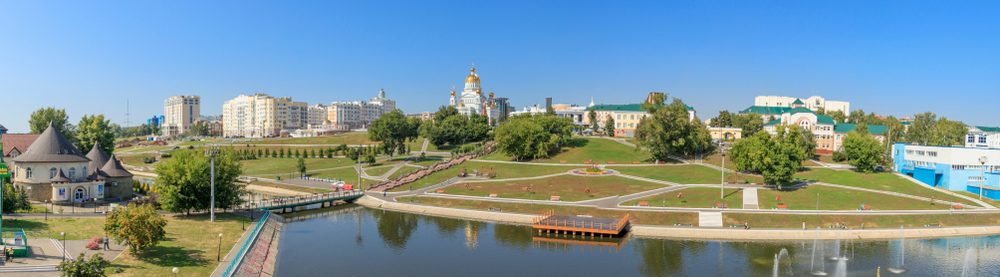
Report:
698,211,723,227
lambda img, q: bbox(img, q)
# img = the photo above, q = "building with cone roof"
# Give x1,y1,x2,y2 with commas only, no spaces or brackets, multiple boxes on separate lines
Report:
11,122,133,202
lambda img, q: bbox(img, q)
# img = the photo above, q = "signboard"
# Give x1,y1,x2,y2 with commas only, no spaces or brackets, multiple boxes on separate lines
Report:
0,163,8,178
344,184,354,190
59,188,66,199
98,184,104,197
14,232,23,246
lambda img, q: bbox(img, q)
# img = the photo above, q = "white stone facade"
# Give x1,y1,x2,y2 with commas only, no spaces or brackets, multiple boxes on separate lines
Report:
754,95,850,114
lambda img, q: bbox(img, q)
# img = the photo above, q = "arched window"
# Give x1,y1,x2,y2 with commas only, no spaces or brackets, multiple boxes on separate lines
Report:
50,168,57,178
69,167,76,178
25,168,32,178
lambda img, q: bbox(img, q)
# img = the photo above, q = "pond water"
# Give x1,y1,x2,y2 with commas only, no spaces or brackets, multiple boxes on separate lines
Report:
274,205,1000,276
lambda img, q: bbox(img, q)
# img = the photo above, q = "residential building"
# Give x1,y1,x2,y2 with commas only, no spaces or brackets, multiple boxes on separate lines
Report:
325,88,397,130
708,127,742,140
0,124,6,134
162,95,200,136
892,143,1000,199
966,126,1000,149
406,112,435,121
222,94,308,137
832,123,888,151
510,99,590,126
11,122,133,202
448,65,505,124
754,95,849,114
308,104,327,126
763,106,836,154
195,115,223,137
1,133,42,166
585,95,696,138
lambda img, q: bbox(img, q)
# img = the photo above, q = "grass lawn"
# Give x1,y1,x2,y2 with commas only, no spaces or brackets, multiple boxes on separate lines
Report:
120,153,163,168
817,154,849,164
480,138,655,164
794,168,971,206
110,213,248,277
249,181,331,194
439,175,666,202
683,151,738,171
387,167,419,180
386,161,573,192
241,158,355,177
4,217,106,240
397,196,699,226
427,140,483,152
364,166,394,177
410,156,446,167
802,159,822,167
620,187,742,208
955,191,998,208
406,138,427,152
309,167,380,188
611,165,723,184
757,185,952,211
724,212,1000,228
252,133,376,145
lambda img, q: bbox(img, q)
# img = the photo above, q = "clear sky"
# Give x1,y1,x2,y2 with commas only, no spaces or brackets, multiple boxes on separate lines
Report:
1,1,997,133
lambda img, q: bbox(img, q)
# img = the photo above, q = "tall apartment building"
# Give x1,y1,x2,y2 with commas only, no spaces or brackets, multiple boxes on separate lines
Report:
222,94,307,137
326,89,396,130
308,104,328,126
162,95,200,136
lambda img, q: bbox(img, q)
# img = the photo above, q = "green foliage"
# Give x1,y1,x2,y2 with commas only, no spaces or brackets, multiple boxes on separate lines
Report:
832,149,848,162
907,111,967,146
154,148,246,214
56,252,112,277
843,130,884,173
587,107,598,132
364,154,376,164
604,115,615,137
710,110,734,128
347,147,359,162
76,114,116,155
297,158,307,174
634,97,714,159
433,105,459,122
733,113,764,136
28,107,75,141
188,121,209,136
729,127,806,185
494,116,552,160
104,203,167,255
423,112,491,147
2,181,31,213
369,109,420,158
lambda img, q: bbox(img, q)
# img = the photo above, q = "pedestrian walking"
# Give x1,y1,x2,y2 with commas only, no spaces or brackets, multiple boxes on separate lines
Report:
104,235,110,250
802,221,805,230
744,220,748,230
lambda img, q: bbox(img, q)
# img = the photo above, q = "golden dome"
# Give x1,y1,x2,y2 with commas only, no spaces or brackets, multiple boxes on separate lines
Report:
451,89,456,96
460,102,465,107
465,66,480,84
489,88,494,98
476,88,482,94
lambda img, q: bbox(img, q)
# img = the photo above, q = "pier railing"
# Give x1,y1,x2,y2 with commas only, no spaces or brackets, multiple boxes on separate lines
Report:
221,211,271,277
236,190,364,210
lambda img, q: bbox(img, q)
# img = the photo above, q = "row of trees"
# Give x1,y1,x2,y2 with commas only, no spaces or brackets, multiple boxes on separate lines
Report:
494,113,575,160
634,94,714,160
728,125,811,184
708,110,766,137
421,106,491,147
29,107,116,155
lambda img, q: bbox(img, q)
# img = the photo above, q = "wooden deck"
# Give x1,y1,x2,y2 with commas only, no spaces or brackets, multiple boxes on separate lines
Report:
531,210,630,236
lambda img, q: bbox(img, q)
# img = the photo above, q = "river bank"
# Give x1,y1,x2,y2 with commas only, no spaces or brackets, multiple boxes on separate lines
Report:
355,195,1000,240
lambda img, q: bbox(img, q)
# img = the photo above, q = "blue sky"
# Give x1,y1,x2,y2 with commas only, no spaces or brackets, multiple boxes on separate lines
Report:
1,1,997,132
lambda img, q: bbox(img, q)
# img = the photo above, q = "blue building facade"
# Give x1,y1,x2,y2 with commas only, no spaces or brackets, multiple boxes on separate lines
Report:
893,143,1000,199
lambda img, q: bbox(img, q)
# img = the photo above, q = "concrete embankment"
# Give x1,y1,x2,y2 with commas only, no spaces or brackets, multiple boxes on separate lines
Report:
355,196,534,224
355,196,1000,240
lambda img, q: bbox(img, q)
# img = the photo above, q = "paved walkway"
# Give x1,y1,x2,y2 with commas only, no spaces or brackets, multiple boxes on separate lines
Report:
742,188,758,209
698,211,723,227
209,213,263,277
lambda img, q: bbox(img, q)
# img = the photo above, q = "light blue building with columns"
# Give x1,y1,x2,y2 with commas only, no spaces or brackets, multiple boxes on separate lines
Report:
893,143,1000,199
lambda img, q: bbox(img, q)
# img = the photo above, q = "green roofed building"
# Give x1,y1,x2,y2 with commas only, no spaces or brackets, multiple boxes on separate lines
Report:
967,126,1000,148
762,103,837,154
587,93,697,138
832,123,889,151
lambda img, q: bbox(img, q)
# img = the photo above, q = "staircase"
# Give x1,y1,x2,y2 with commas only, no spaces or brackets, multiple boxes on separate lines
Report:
698,211,723,227
0,264,59,273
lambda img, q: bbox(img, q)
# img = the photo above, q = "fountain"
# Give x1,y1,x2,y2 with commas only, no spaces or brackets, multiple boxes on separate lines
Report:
772,248,790,277
830,230,844,260
811,227,827,275
961,248,976,277
887,226,907,274
832,258,847,277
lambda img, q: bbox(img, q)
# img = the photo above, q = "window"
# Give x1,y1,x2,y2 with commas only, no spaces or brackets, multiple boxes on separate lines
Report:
50,168,57,178
906,150,914,155
953,165,966,170
928,151,937,157
981,136,988,143
25,168,32,178
916,151,925,156
969,165,983,171
969,136,976,143
970,176,983,182
69,167,75,178
895,150,899,155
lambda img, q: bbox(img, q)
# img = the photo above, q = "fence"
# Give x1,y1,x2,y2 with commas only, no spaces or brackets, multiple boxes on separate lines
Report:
221,212,272,277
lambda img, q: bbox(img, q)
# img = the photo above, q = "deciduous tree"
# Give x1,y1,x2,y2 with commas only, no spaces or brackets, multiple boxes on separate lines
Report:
28,107,75,141
103,203,167,254
76,114,116,155
369,109,419,159
154,148,246,214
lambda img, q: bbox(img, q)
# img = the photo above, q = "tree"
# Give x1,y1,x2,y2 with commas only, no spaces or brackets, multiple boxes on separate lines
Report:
369,109,419,159
76,114,115,155
545,106,556,116
103,203,167,255
587,107,598,132
729,129,805,185
29,107,75,141
297,158,307,175
732,113,764,136
310,149,316,158
424,113,489,147
907,111,967,146
710,110,734,128
634,97,713,159
604,115,615,137
278,148,284,157
188,121,209,136
154,148,246,214
494,117,552,160
842,129,883,173
294,149,300,158
57,252,112,277
2,182,30,213
826,110,847,123
433,105,459,122
364,154,376,164
346,147,359,162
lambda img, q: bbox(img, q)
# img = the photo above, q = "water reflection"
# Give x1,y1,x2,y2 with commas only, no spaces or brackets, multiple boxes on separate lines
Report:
274,205,1000,276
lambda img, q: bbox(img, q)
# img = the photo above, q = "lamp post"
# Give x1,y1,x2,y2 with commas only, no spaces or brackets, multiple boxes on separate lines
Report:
44,200,48,220
206,147,220,222
980,156,988,200
172,267,179,277
61,232,66,261
720,149,726,199
217,233,223,261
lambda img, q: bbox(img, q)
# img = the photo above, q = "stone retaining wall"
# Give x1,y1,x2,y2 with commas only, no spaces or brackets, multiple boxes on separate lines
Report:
354,196,533,224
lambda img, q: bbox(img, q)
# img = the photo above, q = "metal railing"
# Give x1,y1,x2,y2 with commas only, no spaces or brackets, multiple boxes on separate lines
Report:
236,190,364,210
221,211,271,277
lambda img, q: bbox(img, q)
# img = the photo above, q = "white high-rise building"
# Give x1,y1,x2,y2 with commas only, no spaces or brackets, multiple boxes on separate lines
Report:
222,94,307,137
162,95,200,136
325,89,396,130
308,104,327,126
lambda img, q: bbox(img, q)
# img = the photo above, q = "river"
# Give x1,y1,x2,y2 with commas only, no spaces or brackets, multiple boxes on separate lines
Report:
273,204,1000,276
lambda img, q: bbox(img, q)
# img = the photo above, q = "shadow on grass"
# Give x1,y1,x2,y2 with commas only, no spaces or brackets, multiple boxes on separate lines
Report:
2,219,51,230
133,245,211,268
724,189,741,199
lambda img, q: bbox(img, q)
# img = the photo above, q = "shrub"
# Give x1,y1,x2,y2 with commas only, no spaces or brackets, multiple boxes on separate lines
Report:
85,236,102,250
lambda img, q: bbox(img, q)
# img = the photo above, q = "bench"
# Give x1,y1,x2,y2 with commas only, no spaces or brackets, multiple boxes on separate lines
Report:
559,161,566,164
952,205,964,210
436,190,445,194
858,205,872,211
774,204,788,210
632,161,640,164
716,203,728,209
608,161,616,164
638,201,649,207
488,193,498,198
925,223,941,227
657,161,666,164
674,223,693,226
550,196,561,201
584,161,592,164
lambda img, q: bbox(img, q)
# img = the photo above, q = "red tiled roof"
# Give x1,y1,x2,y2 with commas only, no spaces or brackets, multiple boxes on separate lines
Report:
1,133,42,157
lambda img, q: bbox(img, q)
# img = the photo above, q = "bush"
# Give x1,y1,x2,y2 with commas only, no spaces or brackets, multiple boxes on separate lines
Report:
160,152,172,158
85,236,102,250
832,149,847,162
57,252,111,277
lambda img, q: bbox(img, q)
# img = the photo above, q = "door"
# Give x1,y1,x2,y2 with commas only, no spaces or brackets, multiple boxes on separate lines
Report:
74,188,85,201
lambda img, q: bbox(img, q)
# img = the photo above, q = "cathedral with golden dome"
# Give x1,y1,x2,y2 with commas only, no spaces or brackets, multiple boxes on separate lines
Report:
449,65,507,123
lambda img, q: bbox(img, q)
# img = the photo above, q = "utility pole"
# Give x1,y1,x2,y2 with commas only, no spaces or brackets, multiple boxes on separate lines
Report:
720,149,725,199
980,156,988,200
207,147,220,222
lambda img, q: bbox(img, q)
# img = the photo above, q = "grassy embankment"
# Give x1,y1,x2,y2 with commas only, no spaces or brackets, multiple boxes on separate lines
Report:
480,138,659,164
621,187,743,208
386,161,573,192
439,175,668,202
612,165,724,184
795,168,973,206
398,196,700,226
757,185,951,210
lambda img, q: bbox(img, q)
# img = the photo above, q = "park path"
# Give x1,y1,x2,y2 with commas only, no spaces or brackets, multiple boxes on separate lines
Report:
421,138,429,152
742,188,759,209
894,172,995,209
698,211,723,227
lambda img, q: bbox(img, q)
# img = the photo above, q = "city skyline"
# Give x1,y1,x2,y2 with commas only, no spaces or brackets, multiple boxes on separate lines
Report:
1,1,998,132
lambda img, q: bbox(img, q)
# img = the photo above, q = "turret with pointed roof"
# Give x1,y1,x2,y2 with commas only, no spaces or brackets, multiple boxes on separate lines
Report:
12,122,89,163
101,155,133,178
85,141,110,176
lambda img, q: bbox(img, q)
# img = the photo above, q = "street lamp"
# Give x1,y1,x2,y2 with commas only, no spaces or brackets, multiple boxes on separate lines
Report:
206,147,220,222
720,149,726,199
44,200,48,220
61,232,66,261
172,267,179,277
980,156,988,200
217,233,223,261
